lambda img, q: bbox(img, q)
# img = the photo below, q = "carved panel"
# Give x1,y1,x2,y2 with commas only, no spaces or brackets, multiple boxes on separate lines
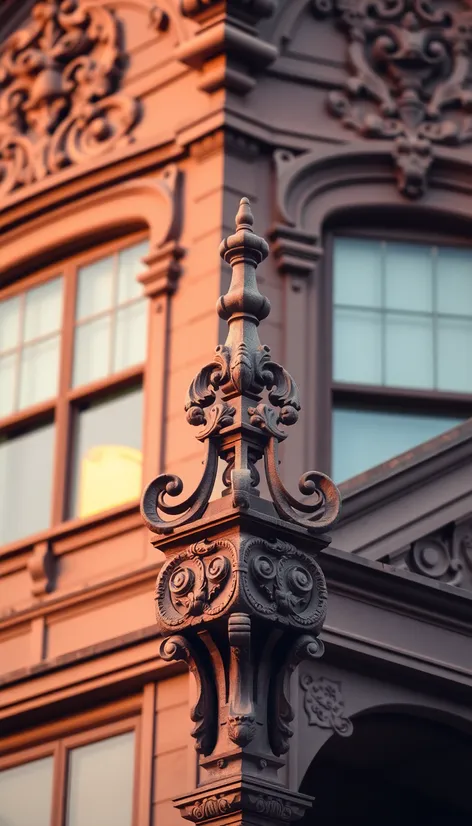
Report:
155,539,238,630
0,0,138,196
300,674,353,736
314,0,472,197
241,538,328,631
384,519,472,589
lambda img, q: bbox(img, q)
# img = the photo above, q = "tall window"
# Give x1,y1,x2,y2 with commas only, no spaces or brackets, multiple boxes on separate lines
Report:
332,236,472,482
0,237,148,546
0,723,136,826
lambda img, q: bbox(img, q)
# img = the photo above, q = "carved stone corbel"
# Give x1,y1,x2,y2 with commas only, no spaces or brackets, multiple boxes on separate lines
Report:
175,0,278,95
28,541,55,598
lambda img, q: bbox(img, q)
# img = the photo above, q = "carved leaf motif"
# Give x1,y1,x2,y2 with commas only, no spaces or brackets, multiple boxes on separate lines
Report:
318,0,472,197
0,0,139,195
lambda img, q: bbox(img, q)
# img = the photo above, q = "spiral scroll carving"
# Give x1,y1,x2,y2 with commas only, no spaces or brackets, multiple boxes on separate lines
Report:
241,538,328,631
155,539,237,630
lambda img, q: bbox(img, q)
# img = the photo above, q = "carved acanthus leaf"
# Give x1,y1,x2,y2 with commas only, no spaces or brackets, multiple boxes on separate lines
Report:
0,0,139,196
316,0,472,197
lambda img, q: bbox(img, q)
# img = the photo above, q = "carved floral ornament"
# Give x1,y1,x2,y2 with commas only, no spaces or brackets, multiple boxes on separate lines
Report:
0,0,138,196
312,0,472,197
385,519,472,589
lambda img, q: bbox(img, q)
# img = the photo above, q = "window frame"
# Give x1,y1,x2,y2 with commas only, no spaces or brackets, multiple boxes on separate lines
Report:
0,231,149,546
323,226,472,478
0,705,142,826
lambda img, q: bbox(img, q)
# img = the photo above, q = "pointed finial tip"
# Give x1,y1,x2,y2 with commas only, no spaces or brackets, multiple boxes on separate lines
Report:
235,196,254,231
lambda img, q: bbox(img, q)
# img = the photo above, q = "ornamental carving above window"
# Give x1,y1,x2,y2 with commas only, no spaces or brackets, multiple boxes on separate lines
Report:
313,0,472,198
0,0,139,197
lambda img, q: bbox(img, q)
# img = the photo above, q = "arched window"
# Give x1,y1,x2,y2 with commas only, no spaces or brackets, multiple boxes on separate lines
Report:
329,229,472,483
0,235,149,547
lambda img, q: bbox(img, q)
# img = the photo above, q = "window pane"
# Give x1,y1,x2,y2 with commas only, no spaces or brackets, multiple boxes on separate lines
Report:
69,387,143,519
24,277,63,341
437,248,472,316
117,241,147,304
437,318,472,392
332,407,464,483
333,308,382,384
114,301,147,372
66,732,135,826
0,352,16,418
73,316,111,387
0,756,53,826
76,256,114,320
385,243,433,312
333,238,382,308
0,421,54,544
0,295,21,352
385,313,434,389
19,336,60,409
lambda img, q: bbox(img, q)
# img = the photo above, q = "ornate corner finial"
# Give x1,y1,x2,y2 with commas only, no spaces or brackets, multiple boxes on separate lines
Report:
141,198,341,535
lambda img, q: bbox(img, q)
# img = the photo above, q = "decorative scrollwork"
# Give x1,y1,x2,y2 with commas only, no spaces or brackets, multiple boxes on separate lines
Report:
155,539,237,629
0,0,139,196
316,0,472,197
263,437,341,533
300,674,353,737
141,440,218,534
241,538,328,630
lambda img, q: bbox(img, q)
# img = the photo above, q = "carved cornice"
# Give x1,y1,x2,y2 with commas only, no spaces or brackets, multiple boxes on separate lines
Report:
175,0,278,95
314,0,472,198
175,777,312,823
384,519,472,591
0,0,139,197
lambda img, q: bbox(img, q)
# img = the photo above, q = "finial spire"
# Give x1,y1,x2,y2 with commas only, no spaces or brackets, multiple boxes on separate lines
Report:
141,197,340,534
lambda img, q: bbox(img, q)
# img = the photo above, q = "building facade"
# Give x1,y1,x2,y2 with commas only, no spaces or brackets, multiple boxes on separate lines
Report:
1,0,472,824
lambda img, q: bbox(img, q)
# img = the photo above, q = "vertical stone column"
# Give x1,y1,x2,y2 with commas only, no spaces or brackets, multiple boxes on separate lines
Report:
142,199,341,825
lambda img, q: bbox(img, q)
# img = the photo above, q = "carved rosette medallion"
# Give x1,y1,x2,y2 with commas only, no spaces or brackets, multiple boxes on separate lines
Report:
300,675,353,736
313,0,472,197
0,0,139,196
155,539,237,630
241,538,328,631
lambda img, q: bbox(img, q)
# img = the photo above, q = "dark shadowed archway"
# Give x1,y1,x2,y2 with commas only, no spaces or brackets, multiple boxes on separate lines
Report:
299,711,472,826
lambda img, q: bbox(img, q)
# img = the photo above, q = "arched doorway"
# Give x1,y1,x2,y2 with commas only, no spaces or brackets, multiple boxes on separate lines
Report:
299,711,472,825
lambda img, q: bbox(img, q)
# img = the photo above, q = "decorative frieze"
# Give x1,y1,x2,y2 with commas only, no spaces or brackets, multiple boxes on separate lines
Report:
0,0,138,196
314,0,472,197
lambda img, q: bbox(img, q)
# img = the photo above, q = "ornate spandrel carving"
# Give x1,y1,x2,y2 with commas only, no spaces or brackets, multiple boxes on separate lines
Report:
300,674,353,736
314,0,472,197
385,519,472,590
0,0,138,196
